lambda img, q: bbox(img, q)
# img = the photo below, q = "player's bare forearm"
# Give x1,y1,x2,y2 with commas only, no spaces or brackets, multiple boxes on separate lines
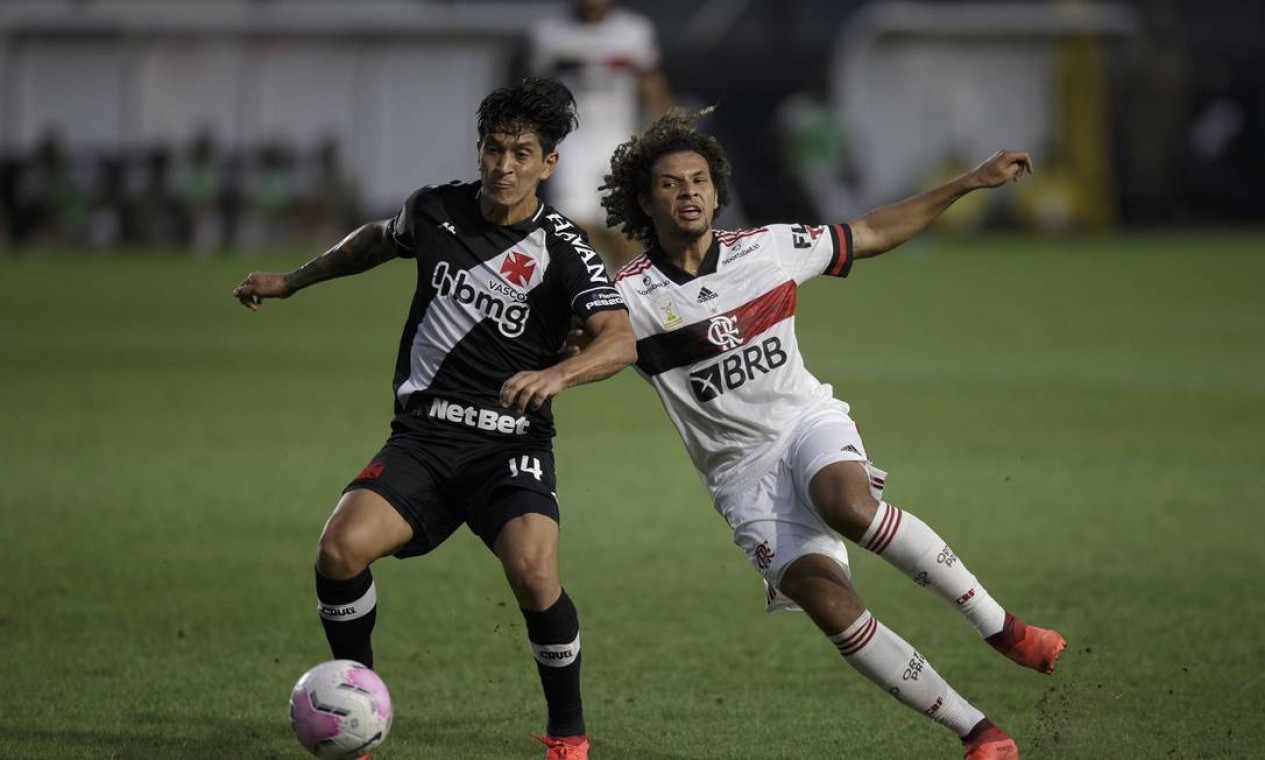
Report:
233,220,397,310
499,310,636,412
284,220,397,293
849,149,1032,258
847,179,972,258
553,310,637,388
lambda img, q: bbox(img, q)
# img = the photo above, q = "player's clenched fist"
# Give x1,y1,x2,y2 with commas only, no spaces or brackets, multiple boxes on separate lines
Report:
233,271,291,310
968,149,1034,189
500,369,566,413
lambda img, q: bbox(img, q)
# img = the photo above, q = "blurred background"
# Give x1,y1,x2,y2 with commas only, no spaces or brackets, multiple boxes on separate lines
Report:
0,0,1260,257
1,5,1262,757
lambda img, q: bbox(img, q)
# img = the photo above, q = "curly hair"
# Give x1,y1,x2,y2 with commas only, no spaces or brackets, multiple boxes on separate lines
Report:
477,77,578,156
600,108,732,247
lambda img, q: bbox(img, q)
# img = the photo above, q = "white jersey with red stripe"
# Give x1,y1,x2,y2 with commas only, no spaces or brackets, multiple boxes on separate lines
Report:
615,223,855,498
528,8,661,222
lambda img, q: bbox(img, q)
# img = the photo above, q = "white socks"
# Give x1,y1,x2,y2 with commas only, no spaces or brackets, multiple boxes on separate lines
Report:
860,502,1005,638
830,611,984,737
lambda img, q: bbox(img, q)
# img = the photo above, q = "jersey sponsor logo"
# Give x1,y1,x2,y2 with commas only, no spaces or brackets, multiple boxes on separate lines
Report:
439,221,457,235
487,279,527,302
545,212,609,284
697,286,719,303
637,273,671,296
721,241,760,265
688,336,788,402
426,396,531,435
499,250,537,287
585,292,625,309
432,261,530,337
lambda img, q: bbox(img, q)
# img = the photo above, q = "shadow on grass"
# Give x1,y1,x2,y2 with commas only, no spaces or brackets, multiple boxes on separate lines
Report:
0,716,287,760
399,712,703,760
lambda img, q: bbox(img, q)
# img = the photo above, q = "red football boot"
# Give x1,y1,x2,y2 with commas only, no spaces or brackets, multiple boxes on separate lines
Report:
537,733,589,760
962,718,1018,760
987,612,1067,674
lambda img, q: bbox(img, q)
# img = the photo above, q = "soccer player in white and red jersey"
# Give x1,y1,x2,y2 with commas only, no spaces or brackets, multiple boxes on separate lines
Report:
598,111,1066,759
528,0,671,267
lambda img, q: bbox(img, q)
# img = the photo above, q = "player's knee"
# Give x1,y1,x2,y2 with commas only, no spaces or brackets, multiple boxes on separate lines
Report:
316,526,372,579
815,488,880,541
779,556,865,631
503,556,559,608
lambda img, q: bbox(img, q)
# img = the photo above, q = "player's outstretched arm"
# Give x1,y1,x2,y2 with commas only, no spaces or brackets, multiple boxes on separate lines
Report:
232,220,398,310
848,149,1032,259
500,309,637,413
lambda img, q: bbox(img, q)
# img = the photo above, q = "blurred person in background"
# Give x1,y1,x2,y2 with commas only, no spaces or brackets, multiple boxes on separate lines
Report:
598,110,1065,760
772,77,860,222
232,77,635,760
238,139,297,251
294,136,362,248
85,153,126,251
124,146,188,251
528,0,672,270
177,129,228,256
23,130,92,249
0,151,22,251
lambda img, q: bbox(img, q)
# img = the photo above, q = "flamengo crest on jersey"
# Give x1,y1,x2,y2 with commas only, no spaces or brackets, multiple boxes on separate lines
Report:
389,182,624,440
615,223,853,496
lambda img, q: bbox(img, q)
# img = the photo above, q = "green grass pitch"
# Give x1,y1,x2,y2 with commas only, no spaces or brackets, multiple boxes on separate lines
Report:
1,231,1262,758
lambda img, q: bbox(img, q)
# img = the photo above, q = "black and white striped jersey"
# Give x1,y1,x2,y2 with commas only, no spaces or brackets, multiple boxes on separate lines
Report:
387,181,625,441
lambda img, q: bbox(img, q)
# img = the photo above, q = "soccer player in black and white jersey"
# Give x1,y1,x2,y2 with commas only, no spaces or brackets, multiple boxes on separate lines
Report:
233,78,634,760
598,111,1066,760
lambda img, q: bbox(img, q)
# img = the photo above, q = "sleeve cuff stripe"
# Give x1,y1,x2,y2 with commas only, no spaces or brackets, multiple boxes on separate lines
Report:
827,223,853,277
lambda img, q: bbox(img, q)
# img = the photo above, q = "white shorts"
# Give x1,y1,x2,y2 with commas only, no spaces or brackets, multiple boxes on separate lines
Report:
715,408,887,612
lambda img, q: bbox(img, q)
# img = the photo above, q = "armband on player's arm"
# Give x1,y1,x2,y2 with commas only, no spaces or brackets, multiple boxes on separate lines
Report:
283,220,398,294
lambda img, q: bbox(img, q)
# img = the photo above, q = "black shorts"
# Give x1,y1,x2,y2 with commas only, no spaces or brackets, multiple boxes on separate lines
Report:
344,420,559,557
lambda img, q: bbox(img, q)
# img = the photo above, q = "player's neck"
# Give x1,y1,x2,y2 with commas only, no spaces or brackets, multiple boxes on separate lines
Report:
659,230,713,276
480,194,540,226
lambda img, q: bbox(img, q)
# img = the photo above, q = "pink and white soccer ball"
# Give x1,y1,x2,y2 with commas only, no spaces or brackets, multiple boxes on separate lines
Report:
289,660,393,759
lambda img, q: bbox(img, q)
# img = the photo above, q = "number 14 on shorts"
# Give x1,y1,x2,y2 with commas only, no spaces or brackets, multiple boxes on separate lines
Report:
509,455,543,481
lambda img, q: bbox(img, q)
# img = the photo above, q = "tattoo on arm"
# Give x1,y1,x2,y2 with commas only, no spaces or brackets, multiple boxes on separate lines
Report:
284,221,396,293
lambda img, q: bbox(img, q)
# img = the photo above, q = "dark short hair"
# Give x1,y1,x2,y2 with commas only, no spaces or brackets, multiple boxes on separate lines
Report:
600,108,732,247
476,77,578,156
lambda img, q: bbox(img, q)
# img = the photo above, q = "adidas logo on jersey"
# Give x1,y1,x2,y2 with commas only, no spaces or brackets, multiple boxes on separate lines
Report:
697,287,719,303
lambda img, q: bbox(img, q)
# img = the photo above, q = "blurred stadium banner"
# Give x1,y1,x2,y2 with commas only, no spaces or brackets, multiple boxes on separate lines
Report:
0,1,563,213
828,0,1136,230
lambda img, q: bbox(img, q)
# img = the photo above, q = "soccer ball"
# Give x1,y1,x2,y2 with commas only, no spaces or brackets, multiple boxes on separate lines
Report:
289,660,393,759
